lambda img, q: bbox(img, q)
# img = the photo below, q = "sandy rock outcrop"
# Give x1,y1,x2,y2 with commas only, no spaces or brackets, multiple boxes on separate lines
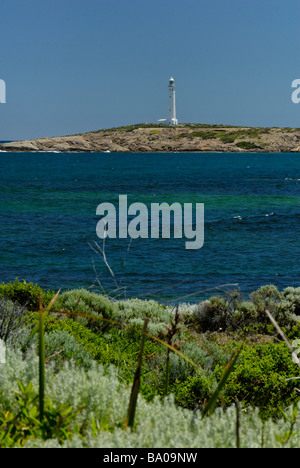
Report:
1,124,300,153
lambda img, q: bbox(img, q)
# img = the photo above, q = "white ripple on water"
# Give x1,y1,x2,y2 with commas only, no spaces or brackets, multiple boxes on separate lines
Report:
232,212,274,220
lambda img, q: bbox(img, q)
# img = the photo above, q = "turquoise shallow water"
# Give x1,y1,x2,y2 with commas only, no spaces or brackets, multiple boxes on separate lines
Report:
0,152,299,302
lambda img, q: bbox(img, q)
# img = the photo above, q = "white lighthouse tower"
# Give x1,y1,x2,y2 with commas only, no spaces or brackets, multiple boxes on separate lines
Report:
168,77,178,125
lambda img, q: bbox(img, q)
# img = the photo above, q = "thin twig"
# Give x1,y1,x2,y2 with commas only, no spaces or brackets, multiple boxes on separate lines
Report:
160,284,239,304
89,239,123,300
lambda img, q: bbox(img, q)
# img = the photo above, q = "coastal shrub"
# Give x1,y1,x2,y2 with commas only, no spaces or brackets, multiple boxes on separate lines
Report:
192,285,299,334
43,313,165,389
22,402,300,448
4,281,300,444
5,291,300,447
169,338,300,416
236,141,258,150
0,346,272,448
0,279,54,310
175,130,219,140
218,342,300,419
0,298,28,342
3,345,299,448
191,131,219,139
171,372,215,410
41,289,300,418
41,304,222,402
174,338,228,375
249,285,298,332
250,284,281,316
101,123,165,133
0,347,128,447
44,330,94,370
154,338,226,394
56,300,226,378
0,380,78,448
44,315,119,363
193,296,235,332
116,298,176,337
219,133,237,143
13,283,185,348
233,301,258,328
218,129,263,144
54,289,118,332
281,287,300,317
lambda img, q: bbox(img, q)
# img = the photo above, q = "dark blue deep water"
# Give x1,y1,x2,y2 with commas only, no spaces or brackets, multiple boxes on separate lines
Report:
0,152,299,302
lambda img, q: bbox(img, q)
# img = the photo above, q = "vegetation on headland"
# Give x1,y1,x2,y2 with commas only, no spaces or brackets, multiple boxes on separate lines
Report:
1,279,300,447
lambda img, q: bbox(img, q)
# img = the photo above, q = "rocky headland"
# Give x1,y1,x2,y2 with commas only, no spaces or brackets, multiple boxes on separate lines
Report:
2,123,300,153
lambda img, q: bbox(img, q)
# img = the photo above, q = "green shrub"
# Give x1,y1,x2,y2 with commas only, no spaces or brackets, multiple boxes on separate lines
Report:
0,380,78,447
43,315,122,364
218,343,300,420
219,133,237,143
171,372,215,410
218,129,263,144
0,279,54,310
169,339,300,419
236,141,258,150
43,313,165,392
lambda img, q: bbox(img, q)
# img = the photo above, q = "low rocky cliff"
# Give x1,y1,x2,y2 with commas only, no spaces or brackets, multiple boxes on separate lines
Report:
2,124,300,153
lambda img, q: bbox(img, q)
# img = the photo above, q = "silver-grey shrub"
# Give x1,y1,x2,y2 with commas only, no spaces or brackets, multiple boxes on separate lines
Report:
193,285,300,332
280,287,300,317
3,346,300,448
54,289,118,330
116,298,177,336
44,330,94,369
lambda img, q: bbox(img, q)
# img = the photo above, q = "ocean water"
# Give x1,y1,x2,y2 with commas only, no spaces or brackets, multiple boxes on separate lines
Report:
0,152,299,303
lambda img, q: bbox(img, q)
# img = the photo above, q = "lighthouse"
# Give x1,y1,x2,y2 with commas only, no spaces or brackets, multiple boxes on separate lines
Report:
168,77,178,125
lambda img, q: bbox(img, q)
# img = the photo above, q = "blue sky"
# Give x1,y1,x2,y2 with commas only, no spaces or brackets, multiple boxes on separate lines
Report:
1,0,300,140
